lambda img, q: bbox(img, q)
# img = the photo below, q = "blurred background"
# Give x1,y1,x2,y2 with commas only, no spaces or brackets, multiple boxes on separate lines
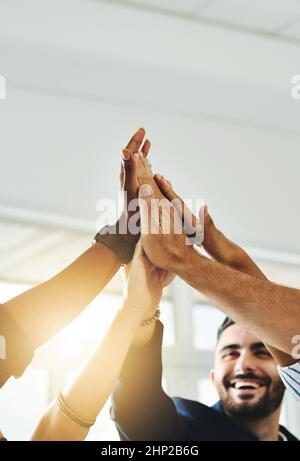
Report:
0,0,300,440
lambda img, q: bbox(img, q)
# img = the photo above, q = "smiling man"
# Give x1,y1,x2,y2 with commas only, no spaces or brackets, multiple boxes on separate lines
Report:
211,318,290,440
111,316,297,441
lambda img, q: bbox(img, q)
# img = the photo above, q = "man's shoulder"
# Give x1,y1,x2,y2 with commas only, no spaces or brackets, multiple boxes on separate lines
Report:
172,397,217,421
172,397,233,426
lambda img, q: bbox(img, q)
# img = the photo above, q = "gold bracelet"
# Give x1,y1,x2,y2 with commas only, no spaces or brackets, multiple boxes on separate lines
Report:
140,308,160,327
56,392,95,429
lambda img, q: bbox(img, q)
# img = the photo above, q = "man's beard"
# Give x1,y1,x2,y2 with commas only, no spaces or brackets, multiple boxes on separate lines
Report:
216,374,285,423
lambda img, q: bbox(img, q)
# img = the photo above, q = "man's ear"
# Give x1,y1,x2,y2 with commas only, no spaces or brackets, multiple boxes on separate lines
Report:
210,369,216,385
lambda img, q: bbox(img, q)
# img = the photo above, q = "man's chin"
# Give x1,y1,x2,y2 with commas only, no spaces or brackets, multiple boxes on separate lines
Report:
218,378,285,421
221,387,273,421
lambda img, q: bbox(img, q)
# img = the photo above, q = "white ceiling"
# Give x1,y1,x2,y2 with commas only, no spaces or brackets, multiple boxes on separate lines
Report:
117,0,300,41
0,0,300,276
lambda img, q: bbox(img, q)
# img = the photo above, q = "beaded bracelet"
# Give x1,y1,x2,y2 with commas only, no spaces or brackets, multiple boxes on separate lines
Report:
141,308,160,327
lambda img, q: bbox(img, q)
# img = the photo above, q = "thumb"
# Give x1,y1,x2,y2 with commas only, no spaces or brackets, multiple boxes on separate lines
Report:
155,175,198,235
138,184,160,235
154,175,177,201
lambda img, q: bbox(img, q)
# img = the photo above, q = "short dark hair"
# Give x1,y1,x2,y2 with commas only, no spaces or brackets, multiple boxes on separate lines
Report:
217,317,235,342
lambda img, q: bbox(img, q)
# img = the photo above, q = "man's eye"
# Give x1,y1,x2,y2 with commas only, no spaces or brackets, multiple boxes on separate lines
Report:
222,351,239,359
256,350,271,357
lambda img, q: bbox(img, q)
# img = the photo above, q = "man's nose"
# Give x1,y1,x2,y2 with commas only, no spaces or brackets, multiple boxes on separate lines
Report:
234,350,256,375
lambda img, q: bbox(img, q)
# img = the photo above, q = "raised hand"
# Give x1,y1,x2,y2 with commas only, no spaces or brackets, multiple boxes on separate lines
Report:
154,174,247,267
118,128,151,242
154,174,205,246
137,181,189,271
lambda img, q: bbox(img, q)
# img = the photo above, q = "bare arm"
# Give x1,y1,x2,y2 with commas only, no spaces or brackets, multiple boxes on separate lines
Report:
3,244,120,351
137,181,300,358
0,129,151,387
153,175,295,366
30,241,161,441
30,301,145,441
202,213,296,366
176,251,300,358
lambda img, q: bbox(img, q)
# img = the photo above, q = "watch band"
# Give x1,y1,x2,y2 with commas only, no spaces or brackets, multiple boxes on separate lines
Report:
93,225,136,265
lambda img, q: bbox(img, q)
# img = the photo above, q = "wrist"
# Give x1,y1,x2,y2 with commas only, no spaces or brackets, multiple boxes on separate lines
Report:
163,235,194,273
175,244,207,287
121,299,156,323
93,222,137,265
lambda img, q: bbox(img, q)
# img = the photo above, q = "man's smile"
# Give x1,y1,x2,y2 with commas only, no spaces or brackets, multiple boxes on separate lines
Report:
224,375,270,400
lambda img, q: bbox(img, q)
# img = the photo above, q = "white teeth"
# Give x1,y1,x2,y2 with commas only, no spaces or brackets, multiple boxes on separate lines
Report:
234,381,261,389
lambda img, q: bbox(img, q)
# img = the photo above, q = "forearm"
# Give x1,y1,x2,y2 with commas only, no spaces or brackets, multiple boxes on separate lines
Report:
31,302,143,441
4,243,121,350
112,322,184,441
203,222,295,365
175,248,300,355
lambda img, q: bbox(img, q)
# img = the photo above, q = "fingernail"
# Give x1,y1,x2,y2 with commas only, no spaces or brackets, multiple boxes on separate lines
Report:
155,174,162,181
140,184,153,197
122,149,131,160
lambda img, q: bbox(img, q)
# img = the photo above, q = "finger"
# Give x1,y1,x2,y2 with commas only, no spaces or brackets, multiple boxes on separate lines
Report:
119,163,125,189
154,174,177,201
195,205,205,246
126,127,145,153
135,158,164,199
199,204,207,226
154,174,195,225
155,174,201,239
141,139,151,158
121,149,138,192
138,152,152,171
204,205,208,218
119,149,131,188
120,149,134,187
138,184,161,236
